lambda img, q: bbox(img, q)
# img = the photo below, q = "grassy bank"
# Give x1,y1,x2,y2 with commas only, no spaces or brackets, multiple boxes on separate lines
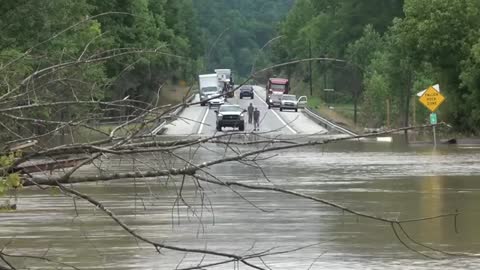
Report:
292,84,360,133
158,85,194,106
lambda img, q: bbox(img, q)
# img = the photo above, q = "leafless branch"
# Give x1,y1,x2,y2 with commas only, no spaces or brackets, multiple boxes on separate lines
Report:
23,123,447,186
56,183,266,269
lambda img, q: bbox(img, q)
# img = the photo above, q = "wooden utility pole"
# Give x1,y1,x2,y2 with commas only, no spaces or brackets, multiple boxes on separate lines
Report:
352,67,360,125
404,75,413,144
386,98,390,129
353,93,358,124
323,57,327,102
309,40,313,96
412,96,416,126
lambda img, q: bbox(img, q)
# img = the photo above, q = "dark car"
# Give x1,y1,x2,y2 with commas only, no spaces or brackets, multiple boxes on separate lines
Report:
267,93,282,109
215,105,246,131
239,85,254,99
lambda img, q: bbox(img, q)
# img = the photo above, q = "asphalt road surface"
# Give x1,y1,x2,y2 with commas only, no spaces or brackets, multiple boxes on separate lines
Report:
164,86,327,136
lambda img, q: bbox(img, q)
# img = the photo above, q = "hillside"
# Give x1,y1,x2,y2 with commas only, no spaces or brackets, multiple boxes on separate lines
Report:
193,0,294,77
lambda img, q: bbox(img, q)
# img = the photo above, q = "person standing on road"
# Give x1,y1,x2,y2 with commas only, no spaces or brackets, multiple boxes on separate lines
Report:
253,107,260,131
222,82,228,101
247,103,254,124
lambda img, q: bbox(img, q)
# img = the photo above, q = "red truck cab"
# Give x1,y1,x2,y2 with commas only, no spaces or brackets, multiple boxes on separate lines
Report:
266,78,289,104
267,78,289,95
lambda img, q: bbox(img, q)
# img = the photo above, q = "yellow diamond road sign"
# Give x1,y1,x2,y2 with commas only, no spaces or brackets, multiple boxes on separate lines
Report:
419,86,445,112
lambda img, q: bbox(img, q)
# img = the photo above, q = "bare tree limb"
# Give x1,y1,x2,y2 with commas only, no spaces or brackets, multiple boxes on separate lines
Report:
23,123,447,186
56,183,266,269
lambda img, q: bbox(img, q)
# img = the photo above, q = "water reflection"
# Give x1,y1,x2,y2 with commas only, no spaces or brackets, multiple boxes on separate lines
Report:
417,176,447,243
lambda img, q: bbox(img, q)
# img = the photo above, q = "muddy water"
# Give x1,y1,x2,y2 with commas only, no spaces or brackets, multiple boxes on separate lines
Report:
1,138,480,269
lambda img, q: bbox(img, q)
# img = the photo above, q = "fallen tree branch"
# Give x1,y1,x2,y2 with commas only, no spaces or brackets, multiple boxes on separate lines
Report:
192,175,458,226
23,123,446,186
56,183,266,269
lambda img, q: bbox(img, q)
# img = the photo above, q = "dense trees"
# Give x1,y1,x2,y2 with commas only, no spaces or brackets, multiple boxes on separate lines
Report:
0,0,202,102
193,0,294,77
0,0,204,144
88,0,203,100
273,0,480,133
0,0,108,142
391,0,480,132
0,0,293,114
0,0,300,146
2,0,480,136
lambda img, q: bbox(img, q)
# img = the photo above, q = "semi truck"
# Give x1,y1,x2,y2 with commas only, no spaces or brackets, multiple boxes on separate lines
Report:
266,78,289,106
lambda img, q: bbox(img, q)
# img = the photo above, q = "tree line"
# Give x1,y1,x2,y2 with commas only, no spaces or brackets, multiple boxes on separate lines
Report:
193,0,294,78
1,0,200,121
271,0,480,134
5,0,479,136
0,0,295,143
0,0,206,144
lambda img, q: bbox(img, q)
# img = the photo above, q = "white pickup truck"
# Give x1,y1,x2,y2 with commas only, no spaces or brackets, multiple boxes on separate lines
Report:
279,94,307,112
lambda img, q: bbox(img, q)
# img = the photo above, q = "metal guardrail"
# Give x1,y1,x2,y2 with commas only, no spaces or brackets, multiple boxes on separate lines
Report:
150,94,196,135
150,121,167,136
303,107,358,136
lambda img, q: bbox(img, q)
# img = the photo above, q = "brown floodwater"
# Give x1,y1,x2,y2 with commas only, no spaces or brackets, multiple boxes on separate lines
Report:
1,136,480,269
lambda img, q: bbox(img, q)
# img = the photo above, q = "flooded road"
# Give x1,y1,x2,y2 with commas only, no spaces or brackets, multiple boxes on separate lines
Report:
2,138,480,269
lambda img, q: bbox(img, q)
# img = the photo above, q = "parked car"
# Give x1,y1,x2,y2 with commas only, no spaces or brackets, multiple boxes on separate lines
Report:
279,94,308,112
239,85,254,99
267,93,283,109
199,86,221,107
215,104,246,131
208,93,225,108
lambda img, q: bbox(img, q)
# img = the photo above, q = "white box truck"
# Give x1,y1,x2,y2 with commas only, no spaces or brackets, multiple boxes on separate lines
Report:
199,74,224,107
215,69,231,83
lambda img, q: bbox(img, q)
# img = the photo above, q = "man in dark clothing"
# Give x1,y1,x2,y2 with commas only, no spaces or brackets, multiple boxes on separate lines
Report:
222,82,228,100
247,103,254,124
253,107,260,131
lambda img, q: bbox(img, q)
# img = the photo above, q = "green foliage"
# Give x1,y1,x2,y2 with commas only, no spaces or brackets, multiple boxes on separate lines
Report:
275,0,403,61
0,0,92,50
274,0,480,133
307,96,322,109
383,0,480,132
87,0,203,101
362,69,390,126
193,0,294,76
0,174,21,194
271,0,405,121
0,152,22,197
0,0,206,141
346,25,383,70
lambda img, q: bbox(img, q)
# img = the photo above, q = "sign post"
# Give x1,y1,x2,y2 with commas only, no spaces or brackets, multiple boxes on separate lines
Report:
418,86,446,147
430,113,437,125
430,113,438,146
